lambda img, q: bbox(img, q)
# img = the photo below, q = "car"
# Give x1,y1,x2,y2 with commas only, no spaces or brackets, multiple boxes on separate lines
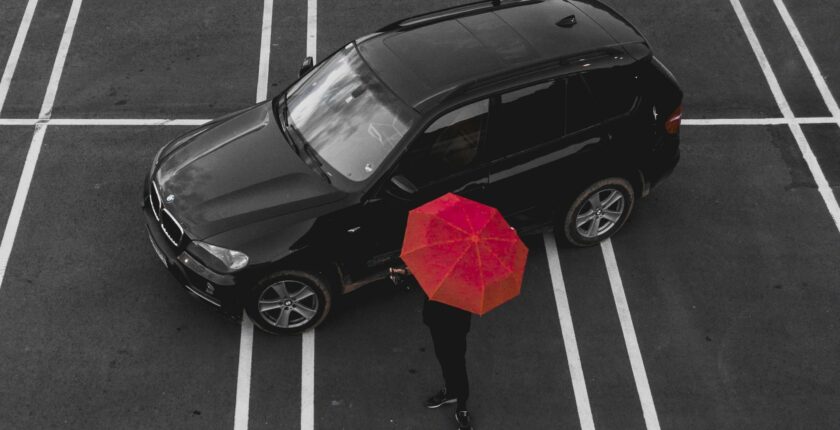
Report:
143,0,683,335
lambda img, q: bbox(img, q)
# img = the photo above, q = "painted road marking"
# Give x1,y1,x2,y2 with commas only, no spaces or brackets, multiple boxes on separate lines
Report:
300,4,318,429
307,0,317,59
772,0,840,122
301,329,315,430
730,0,840,235
234,317,254,430
601,239,660,430
543,232,595,430
0,0,39,115
233,1,276,429
2,117,837,127
0,0,82,292
256,0,274,103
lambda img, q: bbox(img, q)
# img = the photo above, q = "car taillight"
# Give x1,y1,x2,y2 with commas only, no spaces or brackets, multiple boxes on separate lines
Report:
665,104,682,135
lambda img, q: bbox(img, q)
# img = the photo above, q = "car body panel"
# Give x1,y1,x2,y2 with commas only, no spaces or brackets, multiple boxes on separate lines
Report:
154,101,345,240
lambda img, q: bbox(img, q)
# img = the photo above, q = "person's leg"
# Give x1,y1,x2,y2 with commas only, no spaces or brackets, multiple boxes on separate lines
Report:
426,326,458,408
431,326,454,390
448,330,468,411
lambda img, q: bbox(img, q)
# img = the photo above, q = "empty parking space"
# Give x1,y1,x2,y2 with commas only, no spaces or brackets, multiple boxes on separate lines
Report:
802,124,840,202
741,0,830,117
0,126,242,429
0,0,72,118
0,127,33,235
610,125,840,429
608,0,782,119
0,0,28,66
51,0,263,119
555,245,646,430
784,0,840,115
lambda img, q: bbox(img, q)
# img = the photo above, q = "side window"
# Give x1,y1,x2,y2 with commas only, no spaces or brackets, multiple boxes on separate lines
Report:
492,80,565,158
565,75,599,134
399,99,489,187
583,68,639,119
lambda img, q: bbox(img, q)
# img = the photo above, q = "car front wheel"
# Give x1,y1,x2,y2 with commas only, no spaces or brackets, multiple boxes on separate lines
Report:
245,270,333,335
560,177,635,247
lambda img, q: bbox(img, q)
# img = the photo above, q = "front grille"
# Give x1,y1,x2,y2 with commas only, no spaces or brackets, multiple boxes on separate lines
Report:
160,208,184,246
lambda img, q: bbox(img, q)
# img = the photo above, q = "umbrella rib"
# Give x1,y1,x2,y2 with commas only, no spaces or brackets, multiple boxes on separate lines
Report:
481,240,517,277
475,242,485,315
483,237,518,243
427,241,474,300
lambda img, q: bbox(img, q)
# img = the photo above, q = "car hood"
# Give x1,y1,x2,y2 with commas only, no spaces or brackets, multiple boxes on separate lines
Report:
154,100,345,239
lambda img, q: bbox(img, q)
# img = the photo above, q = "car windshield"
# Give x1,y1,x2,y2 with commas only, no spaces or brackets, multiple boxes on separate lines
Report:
286,44,418,182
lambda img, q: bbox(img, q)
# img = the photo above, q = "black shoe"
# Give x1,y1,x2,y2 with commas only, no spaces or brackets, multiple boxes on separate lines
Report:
425,388,457,408
455,410,473,430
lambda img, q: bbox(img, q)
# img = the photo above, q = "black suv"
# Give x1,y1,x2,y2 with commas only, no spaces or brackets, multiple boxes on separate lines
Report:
143,0,682,335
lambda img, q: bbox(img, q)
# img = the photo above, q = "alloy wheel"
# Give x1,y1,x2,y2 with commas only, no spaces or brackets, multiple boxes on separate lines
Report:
575,188,626,239
257,280,320,329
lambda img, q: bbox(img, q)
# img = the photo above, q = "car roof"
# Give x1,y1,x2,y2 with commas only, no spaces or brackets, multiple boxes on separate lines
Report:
357,0,648,112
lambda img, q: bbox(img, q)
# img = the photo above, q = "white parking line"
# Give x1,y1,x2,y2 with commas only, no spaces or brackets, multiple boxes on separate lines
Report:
0,118,211,126
257,0,274,103
600,239,660,430
772,0,840,121
301,329,315,430
729,0,840,235
307,0,317,59
234,317,254,430
0,0,39,115
0,0,82,292
3,117,838,127
682,117,839,126
543,233,595,430
300,4,318,429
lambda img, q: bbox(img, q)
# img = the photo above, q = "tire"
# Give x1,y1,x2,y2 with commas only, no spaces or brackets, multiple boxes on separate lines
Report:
560,177,635,247
245,269,334,335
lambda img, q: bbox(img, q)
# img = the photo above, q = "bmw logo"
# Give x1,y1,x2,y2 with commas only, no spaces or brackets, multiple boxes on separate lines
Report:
166,194,175,203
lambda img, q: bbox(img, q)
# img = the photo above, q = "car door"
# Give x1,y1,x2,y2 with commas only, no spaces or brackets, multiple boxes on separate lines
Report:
340,99,492,278
483,75,610,228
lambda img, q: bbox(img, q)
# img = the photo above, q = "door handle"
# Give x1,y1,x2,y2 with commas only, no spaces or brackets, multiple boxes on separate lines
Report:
454,180,486,194
347,226,361,233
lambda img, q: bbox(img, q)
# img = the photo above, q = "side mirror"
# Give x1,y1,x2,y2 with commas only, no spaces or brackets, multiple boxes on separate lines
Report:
389,175,418,196
299,57,314,78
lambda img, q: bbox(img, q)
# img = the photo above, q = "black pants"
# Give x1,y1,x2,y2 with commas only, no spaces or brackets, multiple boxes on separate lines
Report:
429,325,469,410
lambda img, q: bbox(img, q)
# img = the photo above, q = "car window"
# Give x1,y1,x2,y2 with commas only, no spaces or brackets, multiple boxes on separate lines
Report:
286,44,419,183
399,99,489,187
583,68,639,119
565,75,599,134
491,80,565,158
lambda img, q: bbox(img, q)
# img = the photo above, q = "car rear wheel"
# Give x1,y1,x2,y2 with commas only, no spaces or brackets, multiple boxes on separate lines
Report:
560,177,635,247
245,269,333,335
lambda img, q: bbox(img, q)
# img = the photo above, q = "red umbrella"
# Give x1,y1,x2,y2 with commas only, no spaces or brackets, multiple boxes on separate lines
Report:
400,193,529,315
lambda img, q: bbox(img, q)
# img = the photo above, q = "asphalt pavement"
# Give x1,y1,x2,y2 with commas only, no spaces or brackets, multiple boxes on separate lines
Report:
0,0,839,429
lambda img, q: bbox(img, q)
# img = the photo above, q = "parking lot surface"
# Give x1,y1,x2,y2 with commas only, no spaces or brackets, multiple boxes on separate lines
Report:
1,0,839,429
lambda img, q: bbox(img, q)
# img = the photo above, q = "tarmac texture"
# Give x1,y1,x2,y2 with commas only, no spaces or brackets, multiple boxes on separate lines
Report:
0,0,839,429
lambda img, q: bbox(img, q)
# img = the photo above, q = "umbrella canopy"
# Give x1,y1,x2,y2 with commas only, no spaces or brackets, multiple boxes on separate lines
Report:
400,193,528,315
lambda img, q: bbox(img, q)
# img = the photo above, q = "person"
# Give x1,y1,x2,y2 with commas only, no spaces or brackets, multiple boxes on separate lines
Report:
423,295,474,430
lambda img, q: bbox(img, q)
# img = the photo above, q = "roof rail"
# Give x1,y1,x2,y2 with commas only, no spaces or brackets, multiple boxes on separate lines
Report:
378,0,543,32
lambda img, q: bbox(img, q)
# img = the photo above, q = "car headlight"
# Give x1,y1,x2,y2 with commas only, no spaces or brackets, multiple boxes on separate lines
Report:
189,241,249,273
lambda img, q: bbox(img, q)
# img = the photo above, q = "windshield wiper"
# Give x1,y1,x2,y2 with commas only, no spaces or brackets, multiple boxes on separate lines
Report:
279,94,300,156
281,94,330,184
302,143,332,184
